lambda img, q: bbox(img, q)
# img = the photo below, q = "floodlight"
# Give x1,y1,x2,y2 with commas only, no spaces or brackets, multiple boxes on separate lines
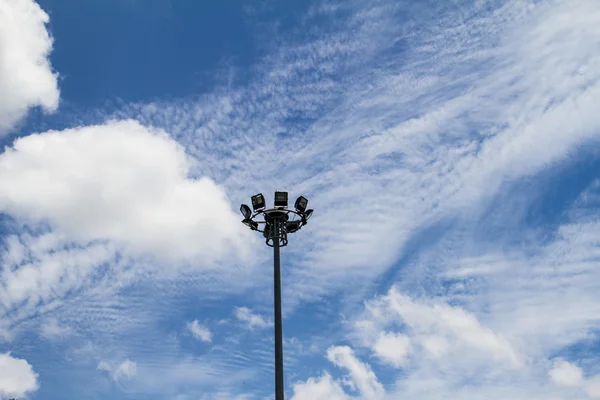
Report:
251,193,266,211
303,209,313,223
294,196,308,213
274,191,288,207
242,218,259,230
239,189,315,400
286,220,301,233
240,204,252,219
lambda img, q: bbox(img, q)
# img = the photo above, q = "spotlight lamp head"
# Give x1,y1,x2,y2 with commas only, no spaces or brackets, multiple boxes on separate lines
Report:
240,204,252,219
251,193,266,211
302,209,314,223
274,191,288,208
294,196,308,213
286,220,302,233
242,218,259,231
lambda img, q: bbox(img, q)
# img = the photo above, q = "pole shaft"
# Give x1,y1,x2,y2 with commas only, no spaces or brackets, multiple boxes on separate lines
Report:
273,219,285,400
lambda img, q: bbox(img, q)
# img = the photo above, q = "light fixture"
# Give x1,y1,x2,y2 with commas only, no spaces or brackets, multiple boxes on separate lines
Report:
303,209,313,223
240,190,315,400
294,196,308,213
251,193,266,211
240,204,252,219
242,218,259,230
285,220,301,233
274,191,288,207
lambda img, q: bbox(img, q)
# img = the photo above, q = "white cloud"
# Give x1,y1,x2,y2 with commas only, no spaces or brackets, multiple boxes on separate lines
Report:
0,231,117,334
113,0,600,315
549,359,584,388
0,119,252,263
187,320,212,343
40,317,72,339
124,355,258,395
0,352,39,398
290,373,350,400
234,307,273,330
546,359,600,399
98,359,137,381
0,0,59,133
327,346,384,400
359,288,522,368
0,0,598,398
587,376,600,399
372,331,411,368
326,176,600,400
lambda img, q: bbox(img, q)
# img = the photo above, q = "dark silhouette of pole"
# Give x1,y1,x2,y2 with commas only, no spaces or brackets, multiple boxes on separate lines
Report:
273,218,284,400
240,192,313,400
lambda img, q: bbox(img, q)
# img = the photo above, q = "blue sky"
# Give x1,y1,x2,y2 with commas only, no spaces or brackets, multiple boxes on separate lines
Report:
1,0,600,399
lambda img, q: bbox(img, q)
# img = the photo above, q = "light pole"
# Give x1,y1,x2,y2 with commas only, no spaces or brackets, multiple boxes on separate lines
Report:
240,191,314,400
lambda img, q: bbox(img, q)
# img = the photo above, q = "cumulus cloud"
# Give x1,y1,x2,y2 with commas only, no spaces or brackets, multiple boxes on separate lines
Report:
549,359,584,388
98,359,137,381
547,359,600,399
289,347,384,400
290,373,350,400
0,0,59,133
356,288,522,368
372,331,411,368
588,377,600,399
234,307,273,330
326,346,384,400
0,353,39,398
0,119,251,263
187,320,212,343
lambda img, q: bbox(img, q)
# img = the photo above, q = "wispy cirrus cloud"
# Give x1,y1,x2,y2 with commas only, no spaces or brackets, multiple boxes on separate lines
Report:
98,358,137,382
291,174,600,399
0,119,263,337
1,0,600,398
235,307,273,330
39,317,72,339
107,0,600,314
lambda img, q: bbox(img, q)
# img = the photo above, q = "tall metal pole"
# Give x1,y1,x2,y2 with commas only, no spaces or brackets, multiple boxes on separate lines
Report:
273,218,285,400
241,193,313,399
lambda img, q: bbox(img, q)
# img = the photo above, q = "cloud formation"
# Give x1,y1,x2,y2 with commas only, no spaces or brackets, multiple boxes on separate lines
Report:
2,0,600,398
290,373,349,400
372,331,411,368
326,346,384,400
0,119,250,263
187,320,212,343
114,0,600,314
0,0,59,133
39,317,72,339
0,353,38,398
234,307,273,330
98,359,137,382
